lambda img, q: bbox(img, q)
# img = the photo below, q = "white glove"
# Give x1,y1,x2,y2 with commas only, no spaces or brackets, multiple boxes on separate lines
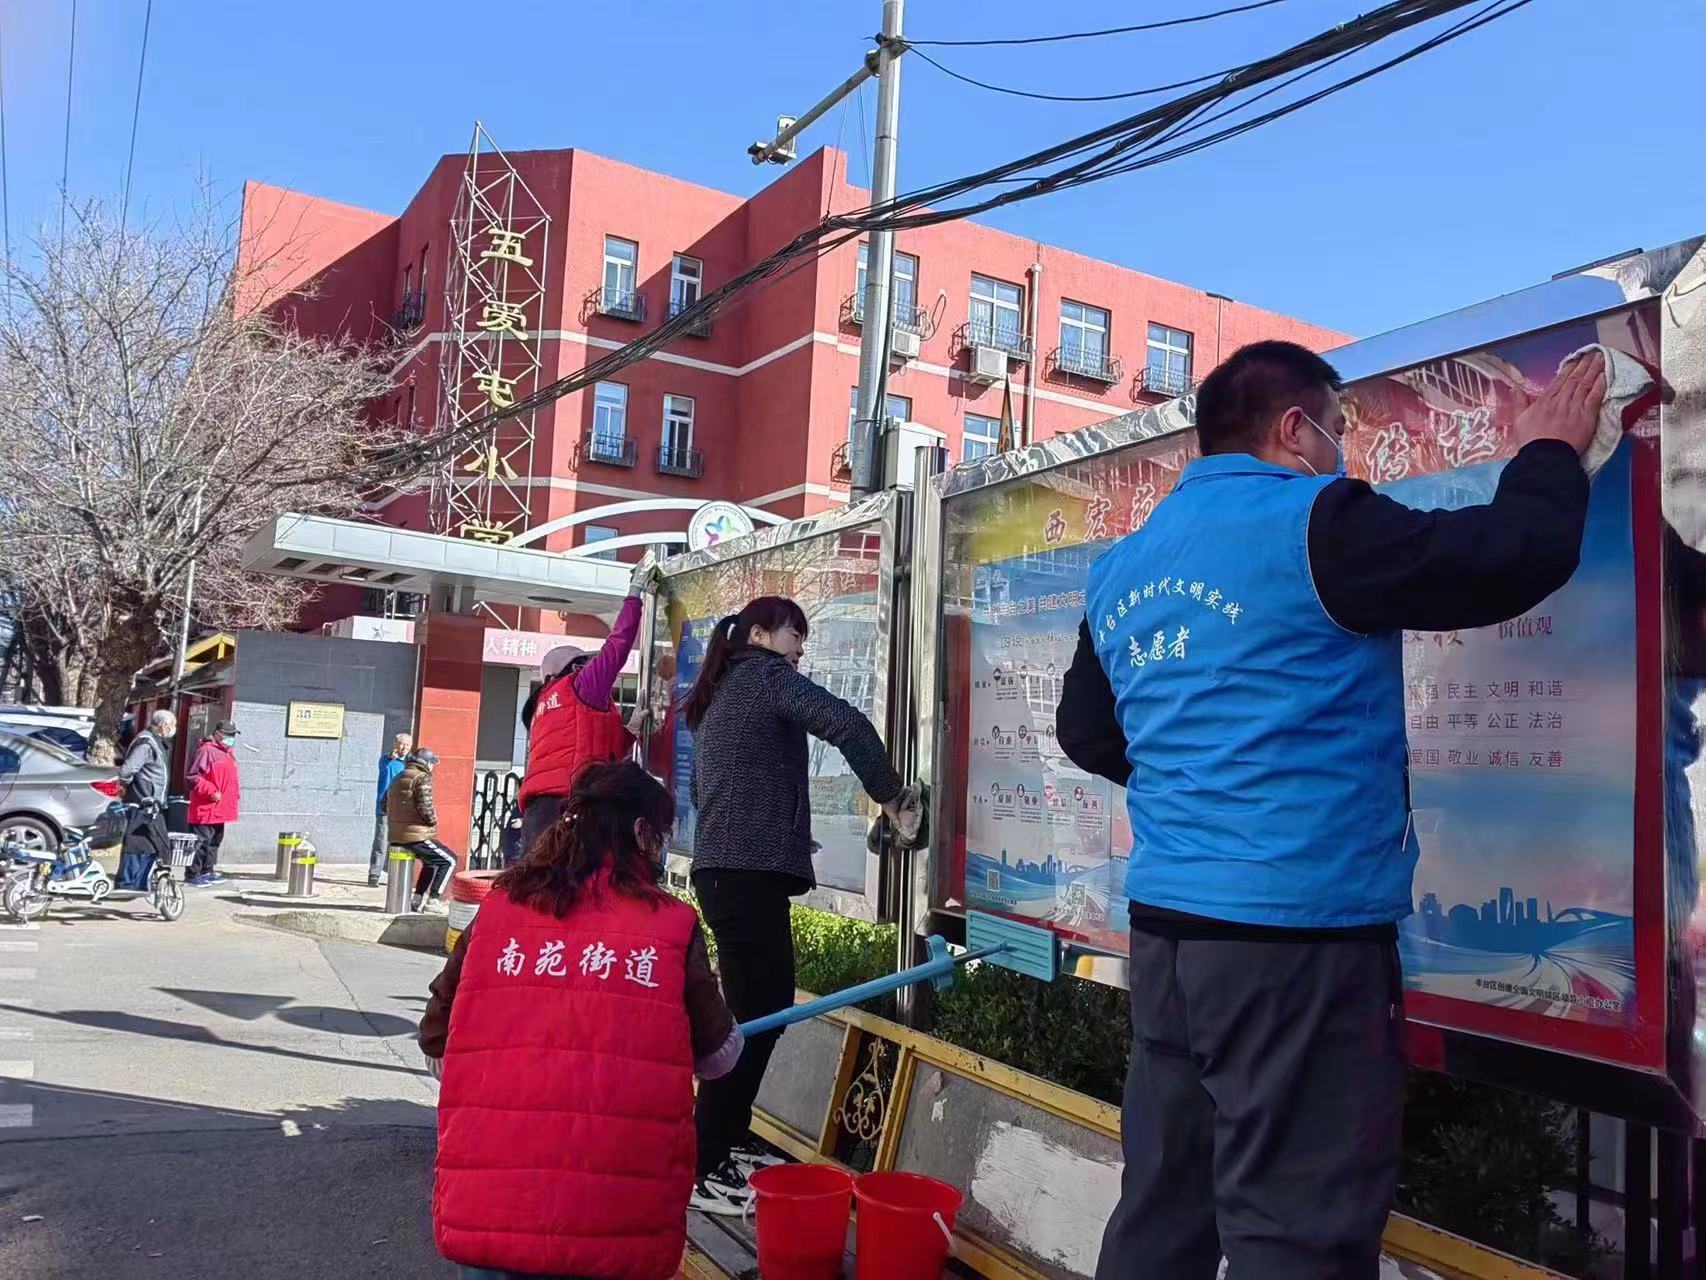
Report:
880,785,926,849
628,551,663,598
425,1055,443,1081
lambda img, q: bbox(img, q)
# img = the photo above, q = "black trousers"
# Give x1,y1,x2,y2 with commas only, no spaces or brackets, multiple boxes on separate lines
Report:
407,839,457,898
189,823,225,877
1095,926,1406,1280
691,868,797,1180
517,795,568,868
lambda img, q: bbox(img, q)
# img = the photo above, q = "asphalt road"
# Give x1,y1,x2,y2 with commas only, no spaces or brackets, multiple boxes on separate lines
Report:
0,870,456,1278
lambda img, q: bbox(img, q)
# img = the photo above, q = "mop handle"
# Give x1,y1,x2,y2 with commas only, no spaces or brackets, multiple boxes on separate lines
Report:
736,941,1009,1039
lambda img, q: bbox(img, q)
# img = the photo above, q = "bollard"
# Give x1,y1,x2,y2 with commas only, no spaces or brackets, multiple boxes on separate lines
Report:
275,832,304,881
385,846,415,914
285,837,317,897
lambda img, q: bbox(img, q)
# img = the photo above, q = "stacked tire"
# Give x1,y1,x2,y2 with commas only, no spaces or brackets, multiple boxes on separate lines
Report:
446,869,501,954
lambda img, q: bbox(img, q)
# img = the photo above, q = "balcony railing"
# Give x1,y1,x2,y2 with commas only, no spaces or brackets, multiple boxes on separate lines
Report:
591,286,646,322
667,298,713,338
389,289,425,338
844,292,932,336
955,319,1033,362
1048,345,1123,384
657,443,704,478
584,433,638,468
829,441,853,486
1134,365,1196,399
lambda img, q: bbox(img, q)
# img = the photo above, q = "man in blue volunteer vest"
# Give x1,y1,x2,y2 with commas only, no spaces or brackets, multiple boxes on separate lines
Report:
1059,340,1606,1279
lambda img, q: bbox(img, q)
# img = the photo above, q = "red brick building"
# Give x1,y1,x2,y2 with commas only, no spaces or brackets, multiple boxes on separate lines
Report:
241,142,1346,629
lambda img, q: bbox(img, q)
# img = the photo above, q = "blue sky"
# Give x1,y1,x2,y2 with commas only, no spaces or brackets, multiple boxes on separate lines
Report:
0,0,1697,337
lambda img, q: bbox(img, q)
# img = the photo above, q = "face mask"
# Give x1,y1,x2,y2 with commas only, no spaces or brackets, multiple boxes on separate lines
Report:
1297,409,1346,478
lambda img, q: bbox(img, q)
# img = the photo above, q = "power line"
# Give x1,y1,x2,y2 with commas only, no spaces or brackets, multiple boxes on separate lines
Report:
60,0,77,246
906,0,1295,47
351,0,1533,487
909,47,1232,103
122,0,154,223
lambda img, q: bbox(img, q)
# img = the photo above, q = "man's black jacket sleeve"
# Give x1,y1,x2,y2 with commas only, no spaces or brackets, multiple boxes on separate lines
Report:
1053,440,1591,782
1058,619,1131,787
1309,439,1589,634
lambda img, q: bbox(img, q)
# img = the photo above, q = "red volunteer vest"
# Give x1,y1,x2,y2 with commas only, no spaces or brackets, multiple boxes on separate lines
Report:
434,881,697,1279
520,679,632,809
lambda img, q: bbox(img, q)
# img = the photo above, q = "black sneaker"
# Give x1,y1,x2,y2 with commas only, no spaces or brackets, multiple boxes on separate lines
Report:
688,1160,753,1216
729,1141,786,1173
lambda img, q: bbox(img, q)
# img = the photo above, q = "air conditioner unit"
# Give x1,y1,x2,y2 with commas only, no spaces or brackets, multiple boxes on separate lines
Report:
968,344,1007,385
889,329,921,361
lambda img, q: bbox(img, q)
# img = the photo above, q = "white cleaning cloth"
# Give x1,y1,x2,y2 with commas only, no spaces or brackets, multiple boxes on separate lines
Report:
1559,343,1657,478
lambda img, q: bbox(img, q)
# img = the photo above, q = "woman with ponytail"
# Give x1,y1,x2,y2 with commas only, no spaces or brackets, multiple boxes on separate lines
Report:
420,761,739,1280
680,596,920,1213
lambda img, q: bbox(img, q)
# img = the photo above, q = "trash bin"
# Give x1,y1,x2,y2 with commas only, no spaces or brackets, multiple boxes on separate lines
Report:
285,837,317,897
275,831,306,881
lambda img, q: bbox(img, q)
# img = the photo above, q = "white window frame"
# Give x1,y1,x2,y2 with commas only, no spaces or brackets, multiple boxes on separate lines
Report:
670,254,702,315
969,274,1025,347
582,525,620,561
1060,300,1110,373
1147,323,1194,390
963,412,1001,461
662,394,695,454
592,382,628,446
603,236,638,301
847,387,913,449
856,244,919,320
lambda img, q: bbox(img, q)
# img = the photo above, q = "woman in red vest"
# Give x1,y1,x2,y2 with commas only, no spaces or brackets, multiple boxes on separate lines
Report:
420,760,741,1280
515,558,662,864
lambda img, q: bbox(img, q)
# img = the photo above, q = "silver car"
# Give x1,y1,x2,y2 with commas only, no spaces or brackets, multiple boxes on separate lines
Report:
0,730,123,852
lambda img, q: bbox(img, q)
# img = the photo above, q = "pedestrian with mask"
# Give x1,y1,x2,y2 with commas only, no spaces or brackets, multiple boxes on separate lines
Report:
681,595,922,1213
1059,340,1607,1279
118,710,176,808
186,719,241,886
515,555,661,863
420,761,740,1280
388,747,457,912
368,732,413,887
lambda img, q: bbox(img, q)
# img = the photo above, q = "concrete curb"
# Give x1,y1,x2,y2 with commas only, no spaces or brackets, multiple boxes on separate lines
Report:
237,907,447,951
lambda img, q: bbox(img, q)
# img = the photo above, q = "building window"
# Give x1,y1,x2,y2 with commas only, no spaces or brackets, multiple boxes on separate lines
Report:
969,274,1024,348
855,244,919,320
963,413,1001,461
582,525,619,561
848,388,912,448
670,255,702,317
1059,300,1110,375
1147,323,1194,395
603,236,638,304
592,382,628,447
663,394,695,454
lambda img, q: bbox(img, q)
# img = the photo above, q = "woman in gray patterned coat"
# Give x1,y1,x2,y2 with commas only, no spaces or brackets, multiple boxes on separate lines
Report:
680,596,919,1213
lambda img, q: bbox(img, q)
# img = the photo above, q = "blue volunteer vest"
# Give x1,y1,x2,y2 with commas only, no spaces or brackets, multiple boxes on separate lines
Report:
1086,453,1416,927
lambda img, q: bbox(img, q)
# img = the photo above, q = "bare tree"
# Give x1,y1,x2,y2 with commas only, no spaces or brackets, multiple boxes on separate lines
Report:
0,190,400,762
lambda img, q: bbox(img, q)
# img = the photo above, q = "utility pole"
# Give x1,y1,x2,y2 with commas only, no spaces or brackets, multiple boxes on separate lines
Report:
849,0,905,499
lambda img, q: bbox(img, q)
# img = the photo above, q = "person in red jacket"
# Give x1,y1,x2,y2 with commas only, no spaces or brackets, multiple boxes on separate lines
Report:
515,556,660,864
186,719,241,886
420,761,741,1280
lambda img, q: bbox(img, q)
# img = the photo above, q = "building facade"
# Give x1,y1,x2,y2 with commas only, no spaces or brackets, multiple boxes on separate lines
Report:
241,142,1345,604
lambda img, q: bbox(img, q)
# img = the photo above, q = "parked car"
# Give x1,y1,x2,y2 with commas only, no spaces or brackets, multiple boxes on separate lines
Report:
0,705,97,758
0,730,124,851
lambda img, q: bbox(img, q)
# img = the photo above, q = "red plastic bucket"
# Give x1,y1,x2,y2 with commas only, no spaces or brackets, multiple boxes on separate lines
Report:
749,1163,854,1280
853,1171,962,1280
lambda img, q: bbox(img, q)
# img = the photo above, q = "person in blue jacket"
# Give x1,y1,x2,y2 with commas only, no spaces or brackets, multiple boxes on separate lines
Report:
1059,341,1606,1280
368,732,412,887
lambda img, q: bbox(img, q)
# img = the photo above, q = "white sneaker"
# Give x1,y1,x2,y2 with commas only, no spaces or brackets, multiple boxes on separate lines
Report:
729,1141,787,1173
688,1161,753,1216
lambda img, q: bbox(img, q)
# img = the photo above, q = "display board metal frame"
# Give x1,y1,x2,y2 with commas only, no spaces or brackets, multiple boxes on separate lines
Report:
912,236,1706,1132
642,490,912,923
